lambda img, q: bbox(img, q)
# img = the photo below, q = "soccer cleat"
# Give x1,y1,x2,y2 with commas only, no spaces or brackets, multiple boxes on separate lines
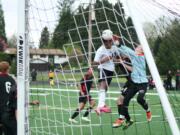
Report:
146,111,152,122
69,118,78,123
100,105,112,113
112,119,125,128
95,105,112,115
122,119,134,130
82,117,91,122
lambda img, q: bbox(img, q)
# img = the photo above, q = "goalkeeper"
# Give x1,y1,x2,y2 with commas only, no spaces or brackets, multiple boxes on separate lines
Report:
113,43,152,128
69,68,95,123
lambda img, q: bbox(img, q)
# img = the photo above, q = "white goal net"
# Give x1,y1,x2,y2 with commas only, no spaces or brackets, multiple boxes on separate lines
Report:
17,0,180,135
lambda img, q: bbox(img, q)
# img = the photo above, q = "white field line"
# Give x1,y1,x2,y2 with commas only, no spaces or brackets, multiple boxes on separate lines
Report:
30,93,49,96
30,87,180,97
30,117,173,130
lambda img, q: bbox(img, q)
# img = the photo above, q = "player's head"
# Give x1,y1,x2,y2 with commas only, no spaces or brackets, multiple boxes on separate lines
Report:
135,45,144,55
85,68,93,77
102,29,113,49
0,61,10,73
113,35,121,46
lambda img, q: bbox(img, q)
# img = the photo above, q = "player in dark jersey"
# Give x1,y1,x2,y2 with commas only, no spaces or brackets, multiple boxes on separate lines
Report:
69,68,95,123
0,61,17,135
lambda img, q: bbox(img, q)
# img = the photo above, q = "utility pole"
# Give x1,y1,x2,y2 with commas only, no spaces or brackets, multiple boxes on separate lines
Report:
88,0,92,64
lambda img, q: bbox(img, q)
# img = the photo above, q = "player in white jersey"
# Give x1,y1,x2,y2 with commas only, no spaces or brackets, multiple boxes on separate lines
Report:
92,29,120,115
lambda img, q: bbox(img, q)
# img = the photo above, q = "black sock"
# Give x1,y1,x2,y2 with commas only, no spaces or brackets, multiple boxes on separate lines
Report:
122,106,130,121
83,107,92,117
142,102,149,111
71,108,80,119
117,104,122,115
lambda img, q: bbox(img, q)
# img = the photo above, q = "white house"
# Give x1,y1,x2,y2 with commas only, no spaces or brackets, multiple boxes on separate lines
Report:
5,48,68,71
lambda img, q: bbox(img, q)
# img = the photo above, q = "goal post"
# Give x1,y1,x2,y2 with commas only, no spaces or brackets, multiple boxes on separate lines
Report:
126,0,180,134
17,0,29,134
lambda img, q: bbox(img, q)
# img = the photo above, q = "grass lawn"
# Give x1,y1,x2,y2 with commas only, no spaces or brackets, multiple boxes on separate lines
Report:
29,85,180,135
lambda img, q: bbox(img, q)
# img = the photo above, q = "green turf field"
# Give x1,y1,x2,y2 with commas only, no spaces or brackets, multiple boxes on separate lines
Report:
29,86,180,135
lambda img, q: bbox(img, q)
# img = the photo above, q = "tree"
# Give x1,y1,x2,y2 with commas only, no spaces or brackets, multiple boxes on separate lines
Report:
143,22,158,46
65,44,85,68
8,34,17,48
39,26,49,48
126,17,139,45
0,3,6,42
52,0,75,49
156,19,180,74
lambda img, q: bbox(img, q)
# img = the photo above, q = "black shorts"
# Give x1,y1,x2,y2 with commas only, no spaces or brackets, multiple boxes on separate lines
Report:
0,111,17,135
98,68,114,85
121,81,148,97
79,94,92,104
121,80,131,96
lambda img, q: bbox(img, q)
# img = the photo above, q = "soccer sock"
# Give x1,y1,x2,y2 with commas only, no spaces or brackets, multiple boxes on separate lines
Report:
98,89,106,107
117,104,122,115
83,107,93,117
121,106,130,121
141,101,149,111
137,92,149,111
71,108,80,119
146,106,150,112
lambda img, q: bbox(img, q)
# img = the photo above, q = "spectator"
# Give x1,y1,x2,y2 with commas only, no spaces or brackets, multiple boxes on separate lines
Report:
48,70,55,86
166,70,173,90
148,76,155,90
31,69,37,81
175,69,180,90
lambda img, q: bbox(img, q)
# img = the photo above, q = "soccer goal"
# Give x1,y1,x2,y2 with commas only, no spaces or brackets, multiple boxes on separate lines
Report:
17,0,180,135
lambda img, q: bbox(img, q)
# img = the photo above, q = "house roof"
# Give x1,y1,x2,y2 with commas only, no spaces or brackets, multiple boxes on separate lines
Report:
4,48,66,56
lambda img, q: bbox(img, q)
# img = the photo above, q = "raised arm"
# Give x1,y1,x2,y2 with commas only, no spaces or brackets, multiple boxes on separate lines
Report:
118,45,136,59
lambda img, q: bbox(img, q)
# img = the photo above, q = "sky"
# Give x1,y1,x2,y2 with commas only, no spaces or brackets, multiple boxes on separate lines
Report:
1,0,180,42
1,0,17,37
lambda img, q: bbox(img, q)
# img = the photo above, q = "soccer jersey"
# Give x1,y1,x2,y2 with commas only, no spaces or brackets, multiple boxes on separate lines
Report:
94,45,120,71
80,76,93,95
118,45,148,83
0,73,16,113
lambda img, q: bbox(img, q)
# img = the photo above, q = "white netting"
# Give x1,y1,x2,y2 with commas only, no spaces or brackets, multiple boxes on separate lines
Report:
27,0,180,135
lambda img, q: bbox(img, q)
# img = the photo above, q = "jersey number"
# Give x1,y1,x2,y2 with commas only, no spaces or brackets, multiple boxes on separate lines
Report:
5,82,12,94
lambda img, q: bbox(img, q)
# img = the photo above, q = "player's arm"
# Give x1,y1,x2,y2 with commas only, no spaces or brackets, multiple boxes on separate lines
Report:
122,62,132,72
118,45,136,59
114,58,132,72
92,55,112,66
92,48,112,66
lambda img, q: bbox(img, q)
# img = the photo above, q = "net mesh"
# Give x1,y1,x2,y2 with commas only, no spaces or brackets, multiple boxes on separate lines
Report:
28,0,180,135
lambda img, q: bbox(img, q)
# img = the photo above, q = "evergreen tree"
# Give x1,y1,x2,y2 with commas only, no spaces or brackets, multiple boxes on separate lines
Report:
126,17,139,45
52,0,75,49
153,36,162,57
156,19,180,74
0,3,6,41
39,26,49,48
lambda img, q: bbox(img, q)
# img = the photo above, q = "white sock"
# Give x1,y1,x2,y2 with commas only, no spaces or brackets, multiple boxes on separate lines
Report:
146,108,150,112
119,115,125,119
98,89,106,107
